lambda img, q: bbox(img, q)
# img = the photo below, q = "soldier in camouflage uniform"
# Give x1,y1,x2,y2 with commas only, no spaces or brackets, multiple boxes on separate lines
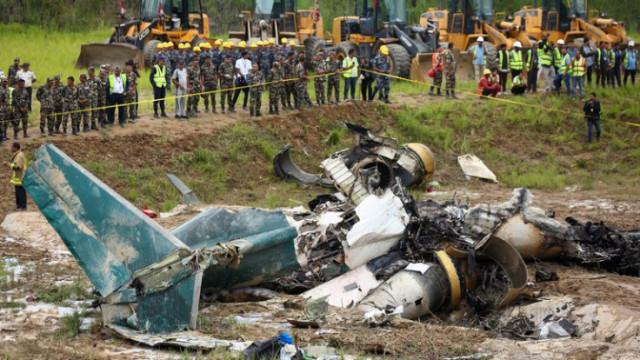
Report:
429,45,444,96
326,52,341,104
52,75,64,133
200,57,218,113
97,71,107,127
87,68,100,130
295,56,313,109
372,48,391,103
248,63,264,117
124,65,138,121
283,52,297,109
444,43,458,99
267,61,283,115
0,77,9,140
218,55,235,114
187,59,201,117
12,79,29,139
312,54,328,106
77,74,91,134
61,76,79,135
35,77,55,136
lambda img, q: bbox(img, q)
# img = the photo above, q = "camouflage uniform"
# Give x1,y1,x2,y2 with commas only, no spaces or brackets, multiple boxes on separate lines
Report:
12,87,29,138
61,85,79,134
53,80,64,132
295,62,312,109
125,71,137,120
267,66,284,114
218,62,235,113
248,70,264,116
259,49,272,79
187,62,201,115
88,75,100,129
96,76,107,126
200,63,218,113
431,52,444,95
313,59,328,105
327,59,342,103
77,80,92,133
444,49,457,97
373,56,391,101
283,58,297,108
35,84,55,135
0,86,9,139
7,66,19,83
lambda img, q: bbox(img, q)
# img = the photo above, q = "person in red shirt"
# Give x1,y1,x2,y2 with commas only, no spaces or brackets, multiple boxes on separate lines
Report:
478,69,501,98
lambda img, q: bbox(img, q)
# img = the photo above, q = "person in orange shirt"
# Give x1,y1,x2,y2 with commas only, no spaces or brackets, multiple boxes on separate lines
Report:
478,69,501,98
429,45,444,96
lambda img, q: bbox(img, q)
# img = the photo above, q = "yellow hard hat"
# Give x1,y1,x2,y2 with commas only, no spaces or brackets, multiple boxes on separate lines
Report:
288,40,295,46
251,43,258,48
483,69,491,76
178,43,185,50
184,43,191,49
268,39,275,44
201,42,211,49
166,42,174,48
156,42,164,49
380,45,389,55
238,41,246,48
281,37,288,44
214,39,222,45
193,46,201,52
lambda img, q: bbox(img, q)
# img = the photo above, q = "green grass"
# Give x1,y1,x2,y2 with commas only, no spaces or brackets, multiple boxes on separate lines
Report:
58,312,82,339
37,279,92,303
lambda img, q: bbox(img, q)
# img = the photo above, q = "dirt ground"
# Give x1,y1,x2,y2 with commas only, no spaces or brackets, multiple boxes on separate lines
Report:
0,97,639,359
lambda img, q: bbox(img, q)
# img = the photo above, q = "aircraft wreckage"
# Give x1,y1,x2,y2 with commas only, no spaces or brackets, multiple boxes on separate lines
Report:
23,129,640,348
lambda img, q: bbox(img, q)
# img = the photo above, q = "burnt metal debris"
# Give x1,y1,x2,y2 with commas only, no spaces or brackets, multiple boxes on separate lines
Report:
22,140,640,348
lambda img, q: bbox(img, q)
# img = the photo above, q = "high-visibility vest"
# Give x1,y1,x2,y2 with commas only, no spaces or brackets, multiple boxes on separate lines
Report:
473,45,486,65
572,57,586,77
560,54,572,75
343,56,358,78
498,50,510,70
8,151,24,186
609,50,616,64
553,48,562,68
510,50,523,70
540,48,553,67
526,49,538,69
624,50,637,69
108,74,127,94
153,65,167,87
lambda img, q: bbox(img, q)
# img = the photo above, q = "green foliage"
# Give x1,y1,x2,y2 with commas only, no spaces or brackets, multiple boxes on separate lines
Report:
36,279,91,303
59,312,82,338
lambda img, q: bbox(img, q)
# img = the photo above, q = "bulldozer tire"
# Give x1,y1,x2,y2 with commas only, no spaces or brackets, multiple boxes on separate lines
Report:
336,41,358,59
143,40,162,67
470,41,498,70
304,36,326,60
386,44,411,78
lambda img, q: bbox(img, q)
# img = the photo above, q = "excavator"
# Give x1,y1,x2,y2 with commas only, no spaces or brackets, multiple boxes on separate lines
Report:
76,0,213,68
496,0,627,46
306,0,440,82
228,0,323,46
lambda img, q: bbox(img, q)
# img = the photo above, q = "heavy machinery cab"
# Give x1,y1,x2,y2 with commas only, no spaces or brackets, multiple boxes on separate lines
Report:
539,0,572,33
253,0,295,21
448,0,494,36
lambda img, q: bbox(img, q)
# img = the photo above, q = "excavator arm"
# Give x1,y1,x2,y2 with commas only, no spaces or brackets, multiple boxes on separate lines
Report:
573,18,616,44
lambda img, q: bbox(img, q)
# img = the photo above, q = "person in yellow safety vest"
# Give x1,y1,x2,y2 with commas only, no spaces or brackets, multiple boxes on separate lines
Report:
595,41,611,88
526,42,540,93
553,39,564,73
497,43,510,95
470,36,487,83
538,40,555,93
149,58,168,118
509,41,524,80
553,47,573,95
342,48,358,100
571,51,587,100
108,66,128,126
5,142,26,210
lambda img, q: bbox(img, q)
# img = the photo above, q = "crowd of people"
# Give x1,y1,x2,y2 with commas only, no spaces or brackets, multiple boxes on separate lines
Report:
472,35,637,100
0,34,637,142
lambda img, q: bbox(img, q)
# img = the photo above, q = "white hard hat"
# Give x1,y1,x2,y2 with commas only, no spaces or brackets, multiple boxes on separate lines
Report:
514,41,522,48
630,41,635,47
557,39,565,45
477,36,485,43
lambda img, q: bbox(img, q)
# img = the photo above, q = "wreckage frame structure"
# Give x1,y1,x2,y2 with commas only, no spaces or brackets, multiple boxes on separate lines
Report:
22,123,640,350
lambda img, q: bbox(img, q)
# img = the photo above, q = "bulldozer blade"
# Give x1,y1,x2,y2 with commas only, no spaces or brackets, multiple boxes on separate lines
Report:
454,49,475,82
409,53,432,83
76,42,143,69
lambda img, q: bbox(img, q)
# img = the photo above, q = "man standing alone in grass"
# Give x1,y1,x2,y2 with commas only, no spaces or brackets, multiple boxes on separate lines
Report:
6,142,26,210
583,92,601,144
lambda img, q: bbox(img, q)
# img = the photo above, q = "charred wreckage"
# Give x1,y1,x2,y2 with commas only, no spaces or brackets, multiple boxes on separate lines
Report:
22,124,640,349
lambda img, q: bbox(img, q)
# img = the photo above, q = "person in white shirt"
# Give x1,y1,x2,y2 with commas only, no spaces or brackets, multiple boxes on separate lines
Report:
172,60,188,118
232,51,252,111
16,63,36,112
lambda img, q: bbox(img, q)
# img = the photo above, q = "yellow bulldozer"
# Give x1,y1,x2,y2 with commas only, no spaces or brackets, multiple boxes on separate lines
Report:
76,0,213,69
303,0,441,83
228,0,323,46
496,0,627,46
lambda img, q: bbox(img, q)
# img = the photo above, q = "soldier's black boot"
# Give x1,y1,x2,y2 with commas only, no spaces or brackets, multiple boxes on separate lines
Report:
451,91,458,99
212,106,217,114
275,106,279,115
40,127,46,137
63,127,67,135
221,106,225,114
91,123,98,131
429,86,435,95
205,104,209,113
83,125,90,133
250,110,254,117
437,88,442,96
445,90,450,98
23,130,29,138
268,105,273,115
256,110,261,117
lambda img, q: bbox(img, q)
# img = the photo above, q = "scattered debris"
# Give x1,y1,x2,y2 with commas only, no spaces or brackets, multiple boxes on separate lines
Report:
457,154,498,182
535,267,560,282
141,206,158,218
166,173,201,205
